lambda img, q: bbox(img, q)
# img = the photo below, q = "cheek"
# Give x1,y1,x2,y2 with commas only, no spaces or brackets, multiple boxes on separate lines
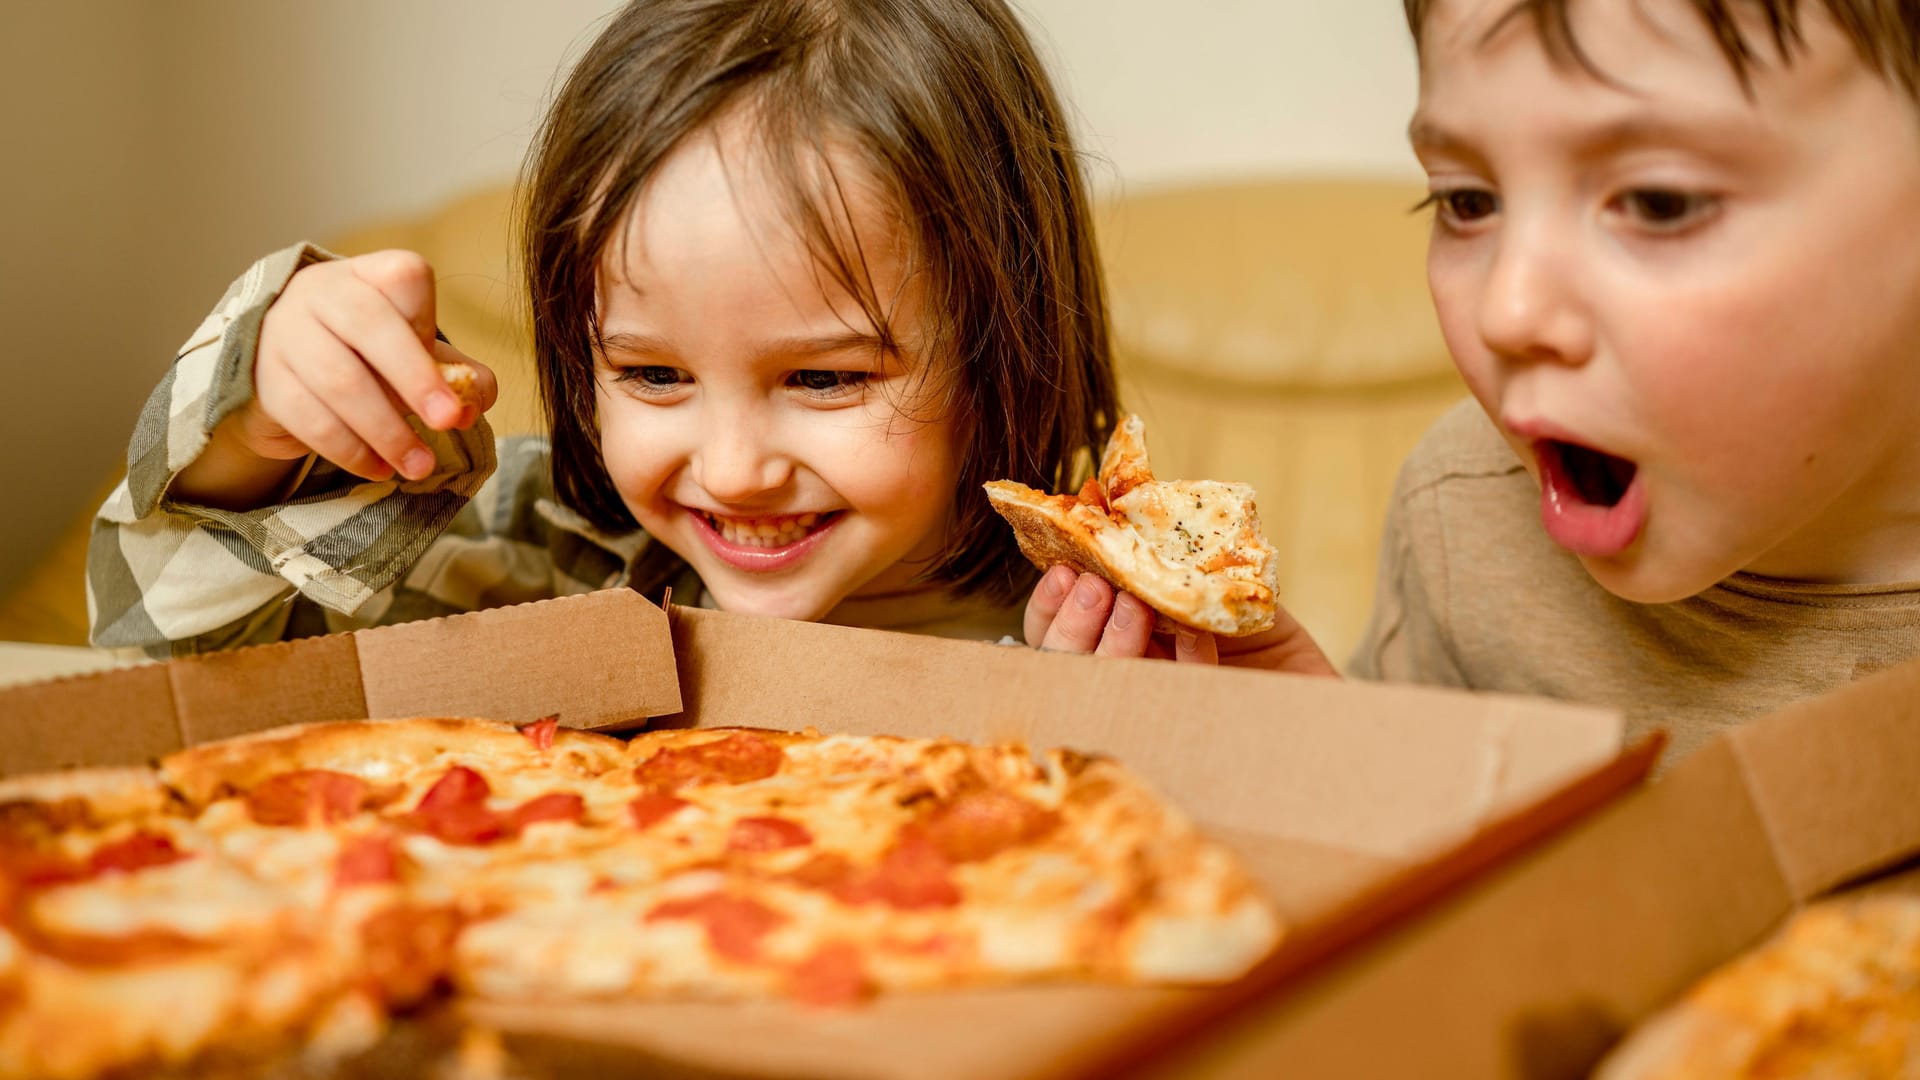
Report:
843,416,961,523
593,397,675,500
1426,249,1500,400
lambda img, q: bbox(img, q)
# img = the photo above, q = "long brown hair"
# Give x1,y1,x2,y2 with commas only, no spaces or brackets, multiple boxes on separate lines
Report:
520,0,1116,604
1403,0,1920,98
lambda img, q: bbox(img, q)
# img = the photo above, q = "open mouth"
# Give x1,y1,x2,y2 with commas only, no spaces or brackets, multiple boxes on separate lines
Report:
1550,440,1638,509
698,510,841,549
1533,438,1647,559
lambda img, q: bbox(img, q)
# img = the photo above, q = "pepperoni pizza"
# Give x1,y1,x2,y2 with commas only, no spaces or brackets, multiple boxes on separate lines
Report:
0,718,1279,1078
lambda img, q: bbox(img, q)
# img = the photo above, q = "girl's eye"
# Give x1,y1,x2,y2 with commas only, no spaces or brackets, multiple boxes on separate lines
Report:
1611,188,1719,230
1417,188,1500,230
614,365,688,392
789,369,870,397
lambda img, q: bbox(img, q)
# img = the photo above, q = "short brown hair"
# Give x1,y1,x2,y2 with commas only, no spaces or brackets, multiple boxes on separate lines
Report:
1403,0,1920,99
520,0,1116,604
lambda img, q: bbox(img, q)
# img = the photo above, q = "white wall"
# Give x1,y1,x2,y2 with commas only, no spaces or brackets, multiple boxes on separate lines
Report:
0,0,1419,600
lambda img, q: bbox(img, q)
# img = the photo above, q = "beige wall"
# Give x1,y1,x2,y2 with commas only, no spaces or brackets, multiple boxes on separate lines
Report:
0,0,1418,597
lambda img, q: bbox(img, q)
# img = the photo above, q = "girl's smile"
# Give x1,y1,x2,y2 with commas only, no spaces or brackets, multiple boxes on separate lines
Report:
688,509,843,571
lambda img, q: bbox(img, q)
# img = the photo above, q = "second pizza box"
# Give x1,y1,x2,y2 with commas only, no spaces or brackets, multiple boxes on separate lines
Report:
0,587,1646,1078
1142,649,1920,1079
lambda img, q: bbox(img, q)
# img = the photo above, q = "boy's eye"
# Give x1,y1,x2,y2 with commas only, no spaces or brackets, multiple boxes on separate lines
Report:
1613,189,1718,229
789,369,870,396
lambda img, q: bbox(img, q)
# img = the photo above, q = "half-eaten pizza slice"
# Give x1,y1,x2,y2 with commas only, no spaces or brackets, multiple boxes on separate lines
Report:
984,414,1279,637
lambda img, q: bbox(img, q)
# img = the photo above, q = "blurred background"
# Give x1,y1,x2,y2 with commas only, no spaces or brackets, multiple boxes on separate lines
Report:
0,1,1456,663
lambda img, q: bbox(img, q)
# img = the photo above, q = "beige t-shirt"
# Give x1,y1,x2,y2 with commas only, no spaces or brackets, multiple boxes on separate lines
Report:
1349,399,1920,766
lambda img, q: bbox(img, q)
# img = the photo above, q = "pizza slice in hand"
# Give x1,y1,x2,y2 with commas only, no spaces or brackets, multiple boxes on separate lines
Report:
985,414,1279,636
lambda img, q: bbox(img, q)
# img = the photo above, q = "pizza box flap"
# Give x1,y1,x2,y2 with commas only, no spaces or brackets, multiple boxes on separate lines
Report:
1133,651,1920,1079
665,604,1623,858
1719,654,1920,900
0,589,680,777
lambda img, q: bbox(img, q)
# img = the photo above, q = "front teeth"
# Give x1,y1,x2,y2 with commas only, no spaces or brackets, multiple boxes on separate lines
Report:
706,512,823,548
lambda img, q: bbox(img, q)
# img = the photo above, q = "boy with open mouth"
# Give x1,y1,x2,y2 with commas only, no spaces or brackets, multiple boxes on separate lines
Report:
1028,0,1920,757
1343,0,1920,762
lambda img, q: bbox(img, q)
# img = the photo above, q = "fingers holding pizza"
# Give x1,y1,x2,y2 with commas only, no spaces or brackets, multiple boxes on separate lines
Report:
994,415,1337,676
1024,566,1215,663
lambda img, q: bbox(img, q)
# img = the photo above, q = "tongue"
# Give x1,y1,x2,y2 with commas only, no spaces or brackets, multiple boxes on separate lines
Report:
1561,443,1637,508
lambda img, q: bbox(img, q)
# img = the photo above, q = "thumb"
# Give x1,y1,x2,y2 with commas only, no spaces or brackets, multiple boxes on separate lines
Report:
431,340,498,416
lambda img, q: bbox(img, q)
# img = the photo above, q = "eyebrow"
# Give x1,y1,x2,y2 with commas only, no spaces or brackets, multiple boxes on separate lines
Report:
1408,111,1769,165
596,330,890,363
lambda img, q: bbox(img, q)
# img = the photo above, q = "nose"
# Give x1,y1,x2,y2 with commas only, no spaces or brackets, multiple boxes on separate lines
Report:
692,410,794,505
1475,218,1593,368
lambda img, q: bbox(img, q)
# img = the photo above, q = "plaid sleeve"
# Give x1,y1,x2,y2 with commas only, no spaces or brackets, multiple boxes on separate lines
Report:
87,244,501,657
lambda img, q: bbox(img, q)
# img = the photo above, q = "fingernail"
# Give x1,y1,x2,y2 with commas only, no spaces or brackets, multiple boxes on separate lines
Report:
1043,565,1074,599
1110,596,1136,630
1072,577,1103,611
426,390,460,428
401,447,436,478
1176,626,1199,652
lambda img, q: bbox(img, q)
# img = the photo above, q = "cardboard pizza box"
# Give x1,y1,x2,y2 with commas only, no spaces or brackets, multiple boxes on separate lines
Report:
1138,650,1920,1079
0,588,1648,1078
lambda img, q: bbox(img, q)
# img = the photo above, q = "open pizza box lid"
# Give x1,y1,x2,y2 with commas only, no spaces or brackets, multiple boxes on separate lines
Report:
0,588,1651,1077
1141,649,1920,1079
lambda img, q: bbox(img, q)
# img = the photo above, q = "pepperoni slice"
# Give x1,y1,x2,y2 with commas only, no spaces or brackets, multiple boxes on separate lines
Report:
841,836,961,910
783,852,855,890
87,832,188,876
359,904,460,1007
246,770,377,828
918,789,1060,863
407,767,503,846
507,792,585,832
647,893,786,964
633,733,784,792
628,792,691,830
334,834,400,887
727,816,812,853
788,942,873,1007
518,716,560,752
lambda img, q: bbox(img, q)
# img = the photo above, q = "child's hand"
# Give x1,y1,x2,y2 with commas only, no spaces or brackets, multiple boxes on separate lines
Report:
1022,564,1339,676
171,251,497,510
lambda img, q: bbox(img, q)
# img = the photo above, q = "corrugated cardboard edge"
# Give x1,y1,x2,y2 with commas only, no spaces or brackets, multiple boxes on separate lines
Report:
0,589,680,776
1042,734,1666,1080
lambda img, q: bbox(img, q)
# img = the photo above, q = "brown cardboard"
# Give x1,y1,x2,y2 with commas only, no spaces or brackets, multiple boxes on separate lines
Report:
1144,651,1920,1080
0,591,1637,1079
0,589,681,776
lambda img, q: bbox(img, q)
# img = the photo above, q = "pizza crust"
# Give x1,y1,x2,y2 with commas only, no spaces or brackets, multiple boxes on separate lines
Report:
1595,894,1920,1079
985,414,1279,636
159,717,628,808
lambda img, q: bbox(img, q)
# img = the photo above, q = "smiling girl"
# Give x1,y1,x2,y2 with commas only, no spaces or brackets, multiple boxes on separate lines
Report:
89,0,1116,655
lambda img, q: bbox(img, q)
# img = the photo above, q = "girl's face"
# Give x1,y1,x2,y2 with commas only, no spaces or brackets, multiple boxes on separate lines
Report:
592,115,961,622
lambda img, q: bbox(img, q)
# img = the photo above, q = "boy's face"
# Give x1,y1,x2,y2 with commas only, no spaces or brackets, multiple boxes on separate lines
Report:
592,112,960,622
1412,0,1920,602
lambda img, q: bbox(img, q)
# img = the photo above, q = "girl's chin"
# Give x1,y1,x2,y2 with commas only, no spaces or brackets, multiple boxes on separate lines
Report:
696,580,843,623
